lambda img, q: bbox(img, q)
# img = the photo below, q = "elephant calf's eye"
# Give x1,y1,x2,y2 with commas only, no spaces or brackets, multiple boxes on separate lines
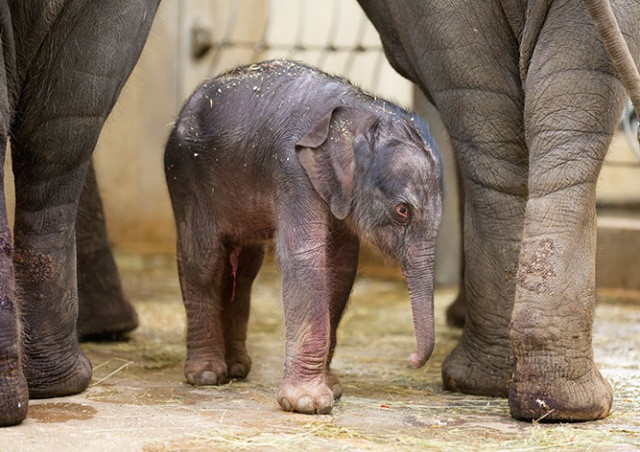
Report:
394,203,411,223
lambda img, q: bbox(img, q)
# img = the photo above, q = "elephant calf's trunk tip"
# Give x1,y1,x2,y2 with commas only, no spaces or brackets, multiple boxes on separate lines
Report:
409,344,433,369
410,352,426,369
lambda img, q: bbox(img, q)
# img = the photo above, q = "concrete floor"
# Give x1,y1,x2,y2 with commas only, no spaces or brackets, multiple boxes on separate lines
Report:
1,253,639,451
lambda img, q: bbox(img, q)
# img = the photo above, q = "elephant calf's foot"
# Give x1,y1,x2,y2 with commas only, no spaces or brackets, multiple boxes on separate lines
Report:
509,362,612,421
185,358,228,385
225,351,251,380
25,346,92,399
442,339,512,397
278,379,335,414
325,370,343,399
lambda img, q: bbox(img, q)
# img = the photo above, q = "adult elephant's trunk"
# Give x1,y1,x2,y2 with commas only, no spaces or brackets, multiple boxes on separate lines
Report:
400,241,436,369
583,0,640,138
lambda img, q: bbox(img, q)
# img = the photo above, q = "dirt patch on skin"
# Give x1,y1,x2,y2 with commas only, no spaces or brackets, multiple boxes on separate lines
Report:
27,402,97,423
517,239,557,294
13,248,57,282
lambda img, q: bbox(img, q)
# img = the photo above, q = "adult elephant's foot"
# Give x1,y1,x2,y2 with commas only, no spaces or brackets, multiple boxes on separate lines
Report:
76,292,138,341
76,244,138,340
509,231,611,421
24,341,92,399
441,330,512,397
0,315,29,426
509,362,612,421
445,289,466,328
14,231,93,399
277,379,334,414
0,368,28,427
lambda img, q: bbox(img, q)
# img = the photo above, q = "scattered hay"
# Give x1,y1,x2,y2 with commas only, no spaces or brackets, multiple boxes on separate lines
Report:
65,255,640,450
91,359,134,386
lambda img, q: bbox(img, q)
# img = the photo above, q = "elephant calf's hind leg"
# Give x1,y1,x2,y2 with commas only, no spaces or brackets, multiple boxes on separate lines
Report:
222,245,265,380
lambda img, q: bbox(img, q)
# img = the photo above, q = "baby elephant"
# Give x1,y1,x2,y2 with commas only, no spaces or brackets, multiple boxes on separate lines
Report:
165,59,443,415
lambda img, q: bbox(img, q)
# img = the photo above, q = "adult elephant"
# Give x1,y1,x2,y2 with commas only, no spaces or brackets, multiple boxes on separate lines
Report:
357,0,640,421
0,0,160,426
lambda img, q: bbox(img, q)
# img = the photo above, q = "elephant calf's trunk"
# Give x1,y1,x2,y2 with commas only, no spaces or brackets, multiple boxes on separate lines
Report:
409,301,435,368
403,246,436,369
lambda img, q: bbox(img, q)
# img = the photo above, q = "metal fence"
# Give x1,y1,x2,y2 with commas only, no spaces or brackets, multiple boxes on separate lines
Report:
181,0,640,203
181,0,413,106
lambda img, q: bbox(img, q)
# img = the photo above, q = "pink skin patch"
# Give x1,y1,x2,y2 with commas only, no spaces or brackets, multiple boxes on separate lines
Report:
229,247,241,301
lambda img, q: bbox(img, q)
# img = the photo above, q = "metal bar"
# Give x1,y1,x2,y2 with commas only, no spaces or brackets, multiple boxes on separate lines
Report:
208,0,239,75
316,0,341,68
251,0,271,61
344,14,368,77
209,40,381,53
288,0,306,59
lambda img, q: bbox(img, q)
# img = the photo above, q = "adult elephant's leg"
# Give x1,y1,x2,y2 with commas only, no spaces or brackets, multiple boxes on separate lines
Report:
11,0,158,398
509,0,638,421
0,30,28,425
0,143,27,426
445,169,466,328
416,3,529,397
76,160,138,340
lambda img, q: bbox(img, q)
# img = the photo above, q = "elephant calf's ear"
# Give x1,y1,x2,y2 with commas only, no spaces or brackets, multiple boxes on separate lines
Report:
296,107,357,220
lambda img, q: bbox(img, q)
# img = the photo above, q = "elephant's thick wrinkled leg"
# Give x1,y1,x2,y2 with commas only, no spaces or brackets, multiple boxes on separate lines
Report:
12,163,93,398
0,49,28,424
0,156,27,425
441,156,526,397
277,216,334,415
222,245,265,380
421,4,528,397
509,2,633,421
10,0,158,398
446,175,466,328
325,224,359,399
0,230,27,426
76,160,138,340
445,281,466,328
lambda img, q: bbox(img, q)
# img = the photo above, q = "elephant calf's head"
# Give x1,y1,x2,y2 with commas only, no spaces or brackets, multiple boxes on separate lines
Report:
296,105,443,368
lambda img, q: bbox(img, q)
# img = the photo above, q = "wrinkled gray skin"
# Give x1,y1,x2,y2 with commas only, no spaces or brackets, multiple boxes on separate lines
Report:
75,162,139,341
165,60,443,415
0,0,159,426
357,0,640,421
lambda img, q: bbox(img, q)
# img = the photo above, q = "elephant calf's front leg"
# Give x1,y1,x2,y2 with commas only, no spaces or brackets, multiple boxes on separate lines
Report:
277,236,334,415
325,224,359,400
